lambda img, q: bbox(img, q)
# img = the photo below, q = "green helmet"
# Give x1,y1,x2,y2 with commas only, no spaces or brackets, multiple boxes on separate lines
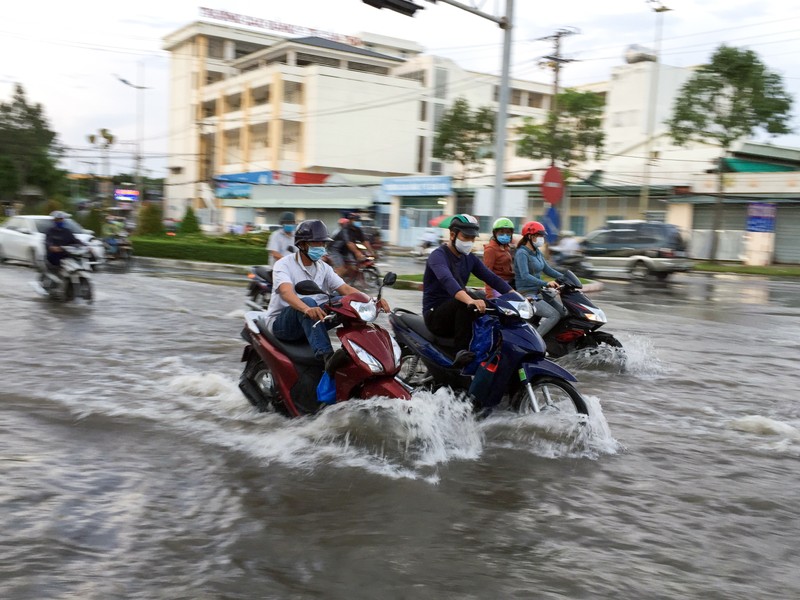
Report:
448,214,480,236
492,217,514,231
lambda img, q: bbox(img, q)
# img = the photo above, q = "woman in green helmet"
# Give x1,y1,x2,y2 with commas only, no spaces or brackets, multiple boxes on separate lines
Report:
482,217,516,298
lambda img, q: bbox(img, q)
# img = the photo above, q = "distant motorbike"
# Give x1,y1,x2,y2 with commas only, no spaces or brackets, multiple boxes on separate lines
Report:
550,249,594,279
103,232,133,271
238,272,409,417
389,291,589,417
342,244,382,291
245,265,273,310
33,245,94,303
528,270,622,359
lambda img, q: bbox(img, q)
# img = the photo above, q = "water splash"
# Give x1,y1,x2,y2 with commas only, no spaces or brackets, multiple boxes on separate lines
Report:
49,358,621,482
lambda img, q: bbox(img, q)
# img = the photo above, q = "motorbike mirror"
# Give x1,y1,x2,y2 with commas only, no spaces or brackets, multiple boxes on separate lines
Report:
376,271,397,302
295,280,324,296
287,245,296,253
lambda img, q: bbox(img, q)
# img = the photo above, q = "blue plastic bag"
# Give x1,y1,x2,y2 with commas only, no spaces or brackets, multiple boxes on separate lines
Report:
316,371,336,404
461,315,499,375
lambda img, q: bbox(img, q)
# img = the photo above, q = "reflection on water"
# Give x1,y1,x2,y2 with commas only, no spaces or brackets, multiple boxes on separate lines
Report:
1,266,800,599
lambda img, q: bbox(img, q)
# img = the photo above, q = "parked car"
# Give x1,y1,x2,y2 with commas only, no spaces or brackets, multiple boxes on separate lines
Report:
0,215,105,267
581,220,692,280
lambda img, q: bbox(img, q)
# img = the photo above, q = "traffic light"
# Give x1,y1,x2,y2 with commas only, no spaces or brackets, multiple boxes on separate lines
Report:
361,0,425,17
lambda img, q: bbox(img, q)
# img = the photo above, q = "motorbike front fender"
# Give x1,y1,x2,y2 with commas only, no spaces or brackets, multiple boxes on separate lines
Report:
522,359,578,383
359,377,412,401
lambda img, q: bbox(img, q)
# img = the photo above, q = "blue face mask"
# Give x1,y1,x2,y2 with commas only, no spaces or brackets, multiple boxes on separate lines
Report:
306,246,327,262
352,221,362,228
496,234,511,245
55,221,66,229
283,224,295,233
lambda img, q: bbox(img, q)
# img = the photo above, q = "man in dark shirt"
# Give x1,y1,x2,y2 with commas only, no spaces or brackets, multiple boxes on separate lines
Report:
44,211,83,269
423,214,513,367
328,212,377,278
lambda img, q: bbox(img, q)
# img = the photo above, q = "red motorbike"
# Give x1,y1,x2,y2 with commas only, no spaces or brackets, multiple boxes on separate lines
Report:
238,272,410,417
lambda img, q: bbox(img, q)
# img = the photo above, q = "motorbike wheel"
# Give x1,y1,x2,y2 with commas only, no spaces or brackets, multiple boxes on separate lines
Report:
397,351,434,389
80,277,93,303
362,267,381,291
250,290,270,308
239,356,285,415
511,377,588,416
588,331,623,349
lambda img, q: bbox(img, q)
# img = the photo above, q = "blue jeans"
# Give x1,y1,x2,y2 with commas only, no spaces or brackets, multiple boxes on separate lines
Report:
272,297,336,358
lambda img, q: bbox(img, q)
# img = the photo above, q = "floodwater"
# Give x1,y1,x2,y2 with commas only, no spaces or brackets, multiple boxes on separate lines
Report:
1,263,799,599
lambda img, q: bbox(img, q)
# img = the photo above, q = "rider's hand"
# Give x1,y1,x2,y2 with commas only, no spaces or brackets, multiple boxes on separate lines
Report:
377,298,390,313
547,281,560,289
303,306,327,322
467,298,486,314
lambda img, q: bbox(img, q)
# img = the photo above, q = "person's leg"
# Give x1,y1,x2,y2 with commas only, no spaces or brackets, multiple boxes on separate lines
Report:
425,299,478,366
534,298,562,336
272,297,333,358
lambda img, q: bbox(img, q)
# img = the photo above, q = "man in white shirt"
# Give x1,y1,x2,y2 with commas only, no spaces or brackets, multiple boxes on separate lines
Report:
266,211,296,265
263,219,389,366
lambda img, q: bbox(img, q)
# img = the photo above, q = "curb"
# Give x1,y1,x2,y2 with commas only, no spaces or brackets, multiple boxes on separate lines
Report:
394,279,604,293
135,256,252,274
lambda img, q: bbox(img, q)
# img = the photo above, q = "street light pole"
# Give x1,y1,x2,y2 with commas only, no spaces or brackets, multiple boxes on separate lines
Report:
430,0,513,222
365,0,514,222
639,1,671,218
115,64,150,203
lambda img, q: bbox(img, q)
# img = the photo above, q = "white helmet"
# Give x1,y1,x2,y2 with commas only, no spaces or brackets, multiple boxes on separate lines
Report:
50,210,70,219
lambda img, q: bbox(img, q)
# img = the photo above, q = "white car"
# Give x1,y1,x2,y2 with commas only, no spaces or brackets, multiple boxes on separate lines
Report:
0,215,105,267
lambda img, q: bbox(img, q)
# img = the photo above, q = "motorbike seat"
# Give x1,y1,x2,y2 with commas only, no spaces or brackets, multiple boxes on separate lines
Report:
256,318,320,366
392,310,457,352
253,266,273,283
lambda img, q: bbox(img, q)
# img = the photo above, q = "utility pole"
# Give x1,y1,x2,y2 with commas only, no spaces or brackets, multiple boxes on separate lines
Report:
537,28,578,166
639,1,672,218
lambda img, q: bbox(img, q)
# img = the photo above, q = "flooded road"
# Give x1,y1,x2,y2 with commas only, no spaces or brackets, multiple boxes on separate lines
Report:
1,262,799,599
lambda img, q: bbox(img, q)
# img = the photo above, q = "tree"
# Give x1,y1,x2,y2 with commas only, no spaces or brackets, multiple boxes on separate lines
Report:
666,45,793,261
432,97,496,185
179,206,202,234
516,88,605,179
137,202,164,235
0,84,64,199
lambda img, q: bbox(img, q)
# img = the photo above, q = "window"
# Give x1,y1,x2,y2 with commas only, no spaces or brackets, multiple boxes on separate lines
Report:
419,101,427,122
399,70,426,86
430,161,442,175
569,215,586,236
297,53,339,68
434,67,448,99
511,89,523,105
283,81,303,104
527,92,545,108
348,62,389,75
417,136,426,173
433,104,445,128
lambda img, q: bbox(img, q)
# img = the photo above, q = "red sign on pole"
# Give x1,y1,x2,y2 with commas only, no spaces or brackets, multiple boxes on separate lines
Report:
541,166,564,205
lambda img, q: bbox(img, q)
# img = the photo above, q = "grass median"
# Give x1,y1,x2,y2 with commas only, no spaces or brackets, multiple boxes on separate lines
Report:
131,233,269,265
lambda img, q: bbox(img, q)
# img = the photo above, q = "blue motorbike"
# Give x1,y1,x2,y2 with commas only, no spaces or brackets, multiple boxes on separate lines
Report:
388,292,589,416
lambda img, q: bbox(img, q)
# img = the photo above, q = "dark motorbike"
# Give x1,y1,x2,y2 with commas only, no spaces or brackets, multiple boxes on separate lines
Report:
33,245,94,304
389,292,589,417
245,265,273,310
530,270,623,359
103,232,133,271
550,249,594,279
238,272,410,417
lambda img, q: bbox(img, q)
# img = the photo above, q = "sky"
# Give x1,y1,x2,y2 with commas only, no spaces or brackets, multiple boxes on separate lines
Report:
1,0,798,180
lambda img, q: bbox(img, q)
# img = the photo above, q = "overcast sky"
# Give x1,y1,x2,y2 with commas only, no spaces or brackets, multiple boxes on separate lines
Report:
1,0,798,179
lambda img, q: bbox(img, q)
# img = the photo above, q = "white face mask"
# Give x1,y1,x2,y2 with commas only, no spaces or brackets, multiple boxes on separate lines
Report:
533,237,545,248
454,239,474,255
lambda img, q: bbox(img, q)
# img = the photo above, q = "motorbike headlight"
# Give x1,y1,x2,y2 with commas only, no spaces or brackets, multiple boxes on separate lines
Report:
581,305,607,323
350,300,377,323
348,341,383,373
390,335,402,368
505,300,533,319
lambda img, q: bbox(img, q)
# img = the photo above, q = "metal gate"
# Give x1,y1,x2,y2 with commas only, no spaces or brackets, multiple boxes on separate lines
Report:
691,204,747,260
774,204,800,264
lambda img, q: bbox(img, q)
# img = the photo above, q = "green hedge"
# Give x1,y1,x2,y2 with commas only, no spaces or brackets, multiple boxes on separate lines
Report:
132,236,268,264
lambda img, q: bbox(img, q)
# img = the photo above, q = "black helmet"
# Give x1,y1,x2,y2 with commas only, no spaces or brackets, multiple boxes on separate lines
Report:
279,211,296,224
448,213,480,237
294,219,333,243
